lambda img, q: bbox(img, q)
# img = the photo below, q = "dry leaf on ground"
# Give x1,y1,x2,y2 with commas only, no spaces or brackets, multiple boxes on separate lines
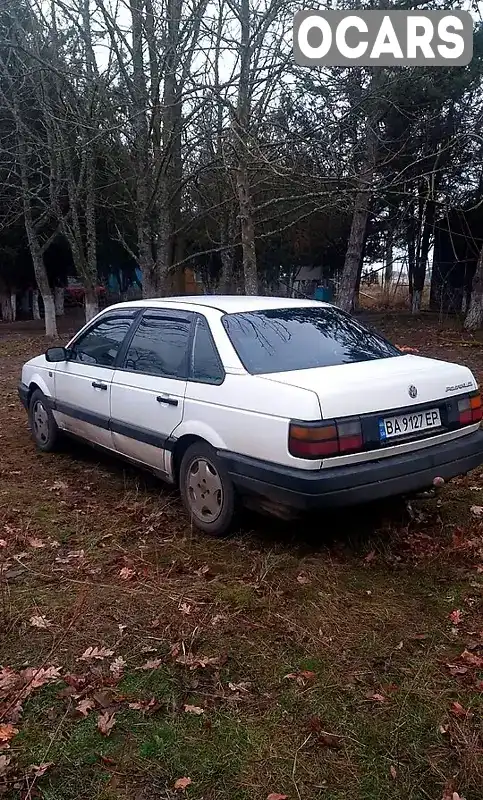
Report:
28,762,54,777
174,776,192,790
184,704,204,715
109,656,127,678
460,649,483,668
450,701,471,718
119,567,135,580
267,793,288,800
97,711,116,736
390,765,397,779
77,647,114,661
137,658,163,671
0,724,18,744
27,538,45,548
29,615,52,629
76,699,95,717
449,610,462,625
284,670,316,686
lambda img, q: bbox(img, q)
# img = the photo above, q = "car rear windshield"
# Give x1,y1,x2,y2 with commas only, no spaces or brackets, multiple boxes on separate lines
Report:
222,306,401,374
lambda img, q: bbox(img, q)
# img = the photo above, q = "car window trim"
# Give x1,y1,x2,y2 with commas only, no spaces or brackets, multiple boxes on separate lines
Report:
116,308,195,381
187,313,226,386
67,308,143,370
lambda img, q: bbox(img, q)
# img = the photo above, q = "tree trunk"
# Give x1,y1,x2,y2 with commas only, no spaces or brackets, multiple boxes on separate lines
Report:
10,293,16,321
54,286,65,316
236,162,258,294
43,293,57,338
412,197,435,314
32,290,40,320
0,291,13,322
337,188,371,312
233,0,257,295
84,288,99,322
336,71,380,313
464,245,483,330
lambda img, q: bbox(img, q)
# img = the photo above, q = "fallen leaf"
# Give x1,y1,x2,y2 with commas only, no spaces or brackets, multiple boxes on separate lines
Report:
284,670,316,686
29,762,54,777
449,610,462,625
109,656,127,679
450,701,470,718
20,666,62,691
460,649,483,668
0,724,18,744
119,567,135,580
97,712,116,736
174,776,192,790
470,505,483,517
30,614,52,629
128,698,156,712
447,664,468,676
228,681,251,692
27,538,46,549
175,653,224,669
184,704,204,715
266,794,288,800
439,724,449,734
179,602,191,615
397,345,419,353
364,550,376,563
296,573,311,585
0,540,6,548
76,699,95,717
367,693,386,702
390,765,397,779
137,658,163,671
77,647,114,661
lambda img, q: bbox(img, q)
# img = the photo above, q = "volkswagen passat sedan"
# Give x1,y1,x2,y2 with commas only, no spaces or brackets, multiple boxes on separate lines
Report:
18,296,483,535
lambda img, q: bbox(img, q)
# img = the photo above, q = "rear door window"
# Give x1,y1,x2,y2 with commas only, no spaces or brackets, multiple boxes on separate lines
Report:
123,311,193,379
222,306,400,374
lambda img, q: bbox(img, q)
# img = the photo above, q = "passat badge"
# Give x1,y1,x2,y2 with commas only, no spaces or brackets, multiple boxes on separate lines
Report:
408,385,418,399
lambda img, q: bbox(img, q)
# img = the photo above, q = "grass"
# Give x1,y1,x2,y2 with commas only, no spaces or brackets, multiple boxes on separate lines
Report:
1,315,483,798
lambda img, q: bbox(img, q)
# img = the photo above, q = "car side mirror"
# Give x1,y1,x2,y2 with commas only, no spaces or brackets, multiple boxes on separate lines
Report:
45,347,70,363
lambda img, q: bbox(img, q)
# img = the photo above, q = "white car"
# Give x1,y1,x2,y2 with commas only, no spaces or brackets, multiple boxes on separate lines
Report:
19,296,483,535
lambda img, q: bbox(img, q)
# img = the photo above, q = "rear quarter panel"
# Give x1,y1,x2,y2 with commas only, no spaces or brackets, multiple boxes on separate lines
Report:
177,374,322,469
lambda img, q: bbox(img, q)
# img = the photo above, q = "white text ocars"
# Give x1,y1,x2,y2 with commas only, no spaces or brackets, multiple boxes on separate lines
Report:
19,296,483,535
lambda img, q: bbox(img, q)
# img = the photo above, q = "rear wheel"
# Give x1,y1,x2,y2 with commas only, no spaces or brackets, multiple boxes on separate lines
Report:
179,442,236,535
28,389,60,452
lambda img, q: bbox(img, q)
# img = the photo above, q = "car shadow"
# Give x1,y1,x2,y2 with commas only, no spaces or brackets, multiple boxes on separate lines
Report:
60,436,410,556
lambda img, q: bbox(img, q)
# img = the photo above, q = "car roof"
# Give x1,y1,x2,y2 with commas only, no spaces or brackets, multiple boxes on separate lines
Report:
106,295,331,314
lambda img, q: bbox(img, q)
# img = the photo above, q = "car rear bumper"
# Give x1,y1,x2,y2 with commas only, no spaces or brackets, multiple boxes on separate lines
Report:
218,429,483,509
18,381,29,409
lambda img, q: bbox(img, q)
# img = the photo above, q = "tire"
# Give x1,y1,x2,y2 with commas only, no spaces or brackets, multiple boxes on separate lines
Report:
28,389,60,452
179,441,236,536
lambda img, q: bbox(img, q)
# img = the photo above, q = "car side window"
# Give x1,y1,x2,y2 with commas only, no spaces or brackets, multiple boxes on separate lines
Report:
123,312,193,379
190,316,225,384
69,313,137,368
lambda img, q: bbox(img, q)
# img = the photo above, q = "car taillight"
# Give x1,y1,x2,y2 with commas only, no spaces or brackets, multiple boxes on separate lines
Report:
458,392,482,425
289,419,363,459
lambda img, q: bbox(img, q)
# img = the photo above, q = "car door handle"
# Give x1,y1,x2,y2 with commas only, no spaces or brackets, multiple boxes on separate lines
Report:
92,381,108,390
156,395,178,407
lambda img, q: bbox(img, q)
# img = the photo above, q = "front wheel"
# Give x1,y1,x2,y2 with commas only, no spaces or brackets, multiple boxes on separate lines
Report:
179,442,236,536
28,389,60,452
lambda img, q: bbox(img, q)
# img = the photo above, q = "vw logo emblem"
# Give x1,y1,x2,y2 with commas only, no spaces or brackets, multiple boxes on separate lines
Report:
408,385,417,399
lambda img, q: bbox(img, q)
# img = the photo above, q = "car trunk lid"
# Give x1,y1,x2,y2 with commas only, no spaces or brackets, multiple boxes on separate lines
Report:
259,355,476,418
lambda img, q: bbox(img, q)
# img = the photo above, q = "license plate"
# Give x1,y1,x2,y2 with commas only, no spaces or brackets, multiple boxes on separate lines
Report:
379,408,441,440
